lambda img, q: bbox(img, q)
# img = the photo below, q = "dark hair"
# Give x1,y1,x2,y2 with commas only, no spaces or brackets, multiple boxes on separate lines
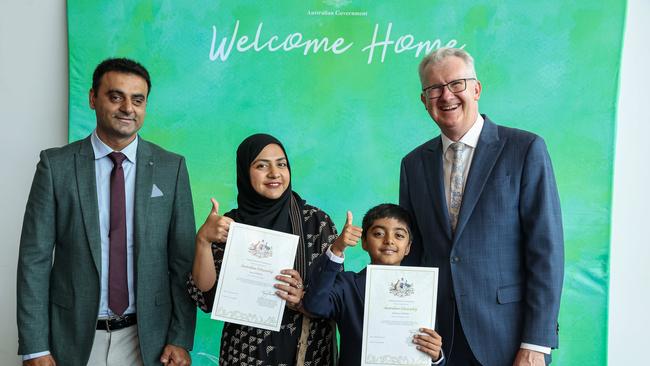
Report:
361,203,412,240
92,58,151,96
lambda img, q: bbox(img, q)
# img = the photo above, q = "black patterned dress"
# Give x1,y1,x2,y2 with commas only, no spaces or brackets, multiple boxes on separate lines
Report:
187,203,339,366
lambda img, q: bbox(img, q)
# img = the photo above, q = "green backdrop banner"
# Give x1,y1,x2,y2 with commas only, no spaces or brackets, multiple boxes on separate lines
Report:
67,1,626,364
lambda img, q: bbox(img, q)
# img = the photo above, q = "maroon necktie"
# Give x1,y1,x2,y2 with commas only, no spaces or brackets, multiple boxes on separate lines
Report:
108,152,128,315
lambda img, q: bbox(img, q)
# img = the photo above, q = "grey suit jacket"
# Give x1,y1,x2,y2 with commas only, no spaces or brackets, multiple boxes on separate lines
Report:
400,116,564,366
17,135,197,366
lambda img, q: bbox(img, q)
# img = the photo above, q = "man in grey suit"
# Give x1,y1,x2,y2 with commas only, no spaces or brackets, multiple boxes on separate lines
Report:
17,58,196,366
400,48,564,365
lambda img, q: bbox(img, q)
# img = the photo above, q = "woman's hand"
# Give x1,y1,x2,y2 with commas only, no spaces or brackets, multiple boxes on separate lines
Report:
275,269,305,312
192,198,234,292
331,211,363,256
196,198,234,246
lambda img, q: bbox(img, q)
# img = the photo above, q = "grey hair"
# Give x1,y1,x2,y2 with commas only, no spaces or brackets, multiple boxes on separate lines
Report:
418,47,477,86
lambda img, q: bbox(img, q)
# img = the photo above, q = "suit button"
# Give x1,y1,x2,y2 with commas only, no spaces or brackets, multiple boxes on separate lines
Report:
451,256,460,263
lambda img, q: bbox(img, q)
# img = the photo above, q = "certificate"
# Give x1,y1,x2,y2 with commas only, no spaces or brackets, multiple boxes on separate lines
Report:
361,265,439,366
211,222,299,331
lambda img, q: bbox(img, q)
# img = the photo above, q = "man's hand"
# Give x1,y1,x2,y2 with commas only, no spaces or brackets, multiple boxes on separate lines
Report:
160,344,191,366
413,327,442,362
513,348,545,366
23,355,56,366
331,211,362,256
196,198,234,245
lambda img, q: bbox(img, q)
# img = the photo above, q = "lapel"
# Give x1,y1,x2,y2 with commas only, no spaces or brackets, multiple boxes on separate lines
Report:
76,136,102,273
134,138,154,259
355,268,367,301
422,137,453,241
453,116,506,240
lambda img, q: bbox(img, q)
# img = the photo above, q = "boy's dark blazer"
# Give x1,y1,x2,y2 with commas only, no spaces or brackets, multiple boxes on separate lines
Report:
304,254,366,366
17,135,197,366
304,254,446,366
400,116,564,365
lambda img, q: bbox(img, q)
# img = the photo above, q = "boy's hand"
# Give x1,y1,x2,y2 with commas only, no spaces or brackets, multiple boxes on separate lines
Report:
413,327,442,361
331,211,362,256
196,198,234,245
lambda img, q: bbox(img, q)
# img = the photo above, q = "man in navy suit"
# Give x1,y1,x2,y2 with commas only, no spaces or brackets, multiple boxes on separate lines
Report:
399,48,564,365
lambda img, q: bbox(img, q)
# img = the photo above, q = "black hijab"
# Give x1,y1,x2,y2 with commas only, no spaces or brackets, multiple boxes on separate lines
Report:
226,133,294,233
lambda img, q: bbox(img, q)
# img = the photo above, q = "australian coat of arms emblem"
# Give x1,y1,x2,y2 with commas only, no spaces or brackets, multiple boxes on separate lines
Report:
389,277,414,297
248,239,273,258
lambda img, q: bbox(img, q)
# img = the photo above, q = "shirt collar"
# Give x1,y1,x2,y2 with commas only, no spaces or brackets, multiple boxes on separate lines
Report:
91,130,139,163
441,114,484,155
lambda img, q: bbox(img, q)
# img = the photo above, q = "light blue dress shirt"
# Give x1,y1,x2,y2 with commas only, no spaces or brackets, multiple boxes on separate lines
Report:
91,131,138,317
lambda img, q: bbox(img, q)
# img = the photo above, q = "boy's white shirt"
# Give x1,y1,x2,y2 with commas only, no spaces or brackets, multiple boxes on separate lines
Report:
325,245,345,263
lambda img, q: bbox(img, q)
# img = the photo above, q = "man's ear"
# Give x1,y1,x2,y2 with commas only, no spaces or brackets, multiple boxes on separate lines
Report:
420,93,428,109
361,237,367,251
89,88,96,109
473,79,482,101
404,241,411,256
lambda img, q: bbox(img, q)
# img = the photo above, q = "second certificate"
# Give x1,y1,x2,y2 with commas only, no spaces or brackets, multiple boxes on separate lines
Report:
211,222,299,331
361,265,439,366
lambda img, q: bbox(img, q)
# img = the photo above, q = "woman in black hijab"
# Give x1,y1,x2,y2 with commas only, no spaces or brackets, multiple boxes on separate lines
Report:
188,134,356,365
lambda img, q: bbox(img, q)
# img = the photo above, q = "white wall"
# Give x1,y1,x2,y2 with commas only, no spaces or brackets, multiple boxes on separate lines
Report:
608,1,650,365
0,0,647,365
0,0,68,364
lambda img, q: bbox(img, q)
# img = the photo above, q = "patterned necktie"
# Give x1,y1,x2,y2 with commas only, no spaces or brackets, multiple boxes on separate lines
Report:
108,152,128,315
449,142,467,232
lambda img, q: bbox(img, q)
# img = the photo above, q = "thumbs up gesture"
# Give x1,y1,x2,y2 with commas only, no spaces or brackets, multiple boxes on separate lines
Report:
331,211,363,257
196,198,235,246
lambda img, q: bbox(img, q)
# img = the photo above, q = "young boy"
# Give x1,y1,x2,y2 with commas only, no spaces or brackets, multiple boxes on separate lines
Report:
303,203,444,365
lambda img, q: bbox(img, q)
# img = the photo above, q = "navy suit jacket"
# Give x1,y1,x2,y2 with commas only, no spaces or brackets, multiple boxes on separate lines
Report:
399,116,564,366
304,254,446,366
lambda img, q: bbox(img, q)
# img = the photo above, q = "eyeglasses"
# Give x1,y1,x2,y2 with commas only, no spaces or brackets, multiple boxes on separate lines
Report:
422,78,476,99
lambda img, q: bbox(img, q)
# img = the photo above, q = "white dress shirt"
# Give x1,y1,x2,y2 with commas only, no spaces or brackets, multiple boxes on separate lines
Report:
441,114,483,211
